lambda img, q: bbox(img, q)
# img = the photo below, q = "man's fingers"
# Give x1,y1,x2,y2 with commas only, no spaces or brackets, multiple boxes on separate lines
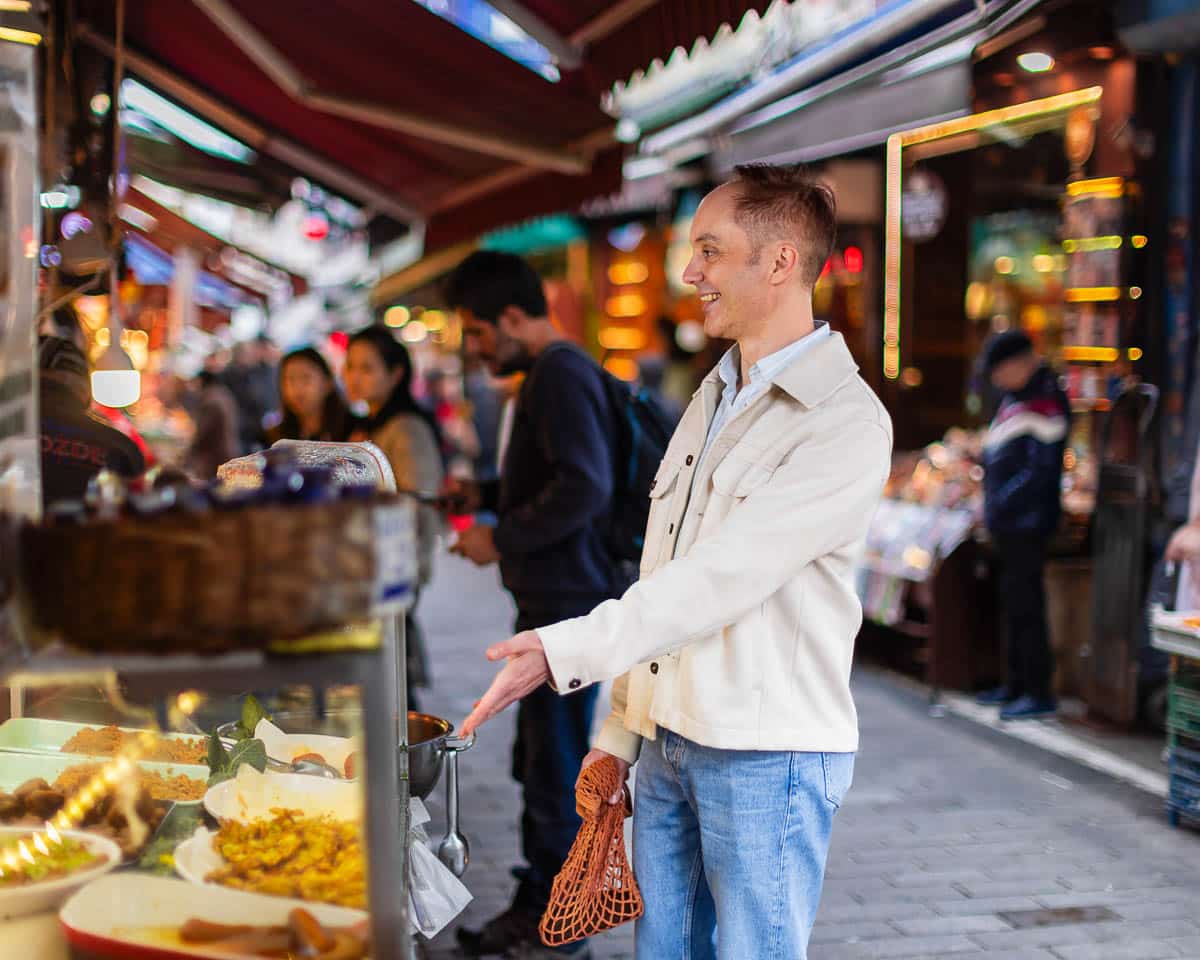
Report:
486,633,539,661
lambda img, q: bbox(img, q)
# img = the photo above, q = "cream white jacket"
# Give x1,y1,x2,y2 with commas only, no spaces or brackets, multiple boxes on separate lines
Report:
539,332,893,764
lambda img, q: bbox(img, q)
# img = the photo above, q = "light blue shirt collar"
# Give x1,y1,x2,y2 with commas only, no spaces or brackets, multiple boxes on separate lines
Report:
698,322,830,468
717,321,830,399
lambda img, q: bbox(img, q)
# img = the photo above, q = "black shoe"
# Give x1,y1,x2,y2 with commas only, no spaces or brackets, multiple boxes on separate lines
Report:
455,905,541,957
1000,695,1058,721
976,686,1018,706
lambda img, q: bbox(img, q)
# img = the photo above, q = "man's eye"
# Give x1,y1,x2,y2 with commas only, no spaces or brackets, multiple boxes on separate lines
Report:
702,248,717,260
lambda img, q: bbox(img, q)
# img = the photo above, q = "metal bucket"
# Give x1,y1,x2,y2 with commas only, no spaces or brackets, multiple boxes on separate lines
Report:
407,711,472,799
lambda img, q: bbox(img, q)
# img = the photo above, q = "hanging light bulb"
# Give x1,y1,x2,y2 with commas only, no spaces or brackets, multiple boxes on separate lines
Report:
91,339,141,408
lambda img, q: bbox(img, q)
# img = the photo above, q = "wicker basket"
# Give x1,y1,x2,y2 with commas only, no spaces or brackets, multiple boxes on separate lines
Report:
20,495,415,653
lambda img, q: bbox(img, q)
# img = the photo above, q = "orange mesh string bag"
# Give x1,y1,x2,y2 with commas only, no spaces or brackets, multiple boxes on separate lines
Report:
539,756,644,946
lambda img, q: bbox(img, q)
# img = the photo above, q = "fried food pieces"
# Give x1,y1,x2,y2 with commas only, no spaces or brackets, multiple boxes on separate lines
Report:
0,777,167,859
208,809,366,909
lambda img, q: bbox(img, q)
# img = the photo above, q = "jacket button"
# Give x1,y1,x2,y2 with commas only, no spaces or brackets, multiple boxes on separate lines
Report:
686,455,694,465
649,662,659,675
568,679,581,690
650,479,656,490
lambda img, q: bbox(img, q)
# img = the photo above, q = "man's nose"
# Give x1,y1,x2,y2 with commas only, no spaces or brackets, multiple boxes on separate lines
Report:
682,256,702,287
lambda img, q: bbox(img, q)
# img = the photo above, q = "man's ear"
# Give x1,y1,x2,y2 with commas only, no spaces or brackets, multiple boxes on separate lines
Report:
768,242,801,286
497,305,527,334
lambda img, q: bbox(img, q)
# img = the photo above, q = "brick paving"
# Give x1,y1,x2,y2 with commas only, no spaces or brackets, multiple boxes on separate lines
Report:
416,554,1200,959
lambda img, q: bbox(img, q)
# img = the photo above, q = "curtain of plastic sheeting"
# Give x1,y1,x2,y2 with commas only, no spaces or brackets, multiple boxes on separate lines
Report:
0,38,40,672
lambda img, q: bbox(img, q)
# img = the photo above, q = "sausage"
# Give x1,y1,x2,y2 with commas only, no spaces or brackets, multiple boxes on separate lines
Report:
179,918,258,942
319,931,368,960
288,908,334,954
293,752,327,766
343,753,357,779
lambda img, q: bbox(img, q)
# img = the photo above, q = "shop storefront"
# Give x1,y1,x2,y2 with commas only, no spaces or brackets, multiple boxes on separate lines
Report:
869,1,1169,722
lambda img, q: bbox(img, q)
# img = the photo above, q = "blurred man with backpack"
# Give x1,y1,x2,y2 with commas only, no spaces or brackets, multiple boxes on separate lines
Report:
445,251,666,959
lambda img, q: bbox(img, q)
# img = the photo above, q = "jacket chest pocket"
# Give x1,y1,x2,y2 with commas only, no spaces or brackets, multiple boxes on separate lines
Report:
710,453,777,501
640,457,684,573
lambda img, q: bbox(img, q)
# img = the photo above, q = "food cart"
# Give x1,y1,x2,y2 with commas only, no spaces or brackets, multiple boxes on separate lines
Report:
0,442,474,958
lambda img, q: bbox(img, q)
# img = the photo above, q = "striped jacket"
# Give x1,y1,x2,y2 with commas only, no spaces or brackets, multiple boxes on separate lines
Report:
983,365,1070,536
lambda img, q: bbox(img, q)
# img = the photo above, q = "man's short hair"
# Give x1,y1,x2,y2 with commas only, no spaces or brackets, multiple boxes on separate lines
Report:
443,250,547,325
731,163,837,288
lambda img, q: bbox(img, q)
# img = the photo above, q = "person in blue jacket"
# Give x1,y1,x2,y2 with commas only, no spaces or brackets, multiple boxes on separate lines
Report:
976,331,1070,721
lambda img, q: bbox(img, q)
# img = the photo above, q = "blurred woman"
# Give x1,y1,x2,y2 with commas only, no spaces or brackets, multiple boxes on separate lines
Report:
266,347,354,444
344,326,444,703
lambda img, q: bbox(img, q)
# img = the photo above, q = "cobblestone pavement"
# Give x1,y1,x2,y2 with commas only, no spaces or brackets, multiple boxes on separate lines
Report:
417,554,1200,959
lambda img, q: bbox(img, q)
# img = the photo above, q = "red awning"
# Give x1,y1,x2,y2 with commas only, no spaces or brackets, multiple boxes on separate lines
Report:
74,1,771,250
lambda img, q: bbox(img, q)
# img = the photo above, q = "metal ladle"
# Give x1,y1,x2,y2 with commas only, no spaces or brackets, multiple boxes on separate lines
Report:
436,734,473,877
217,735,343,780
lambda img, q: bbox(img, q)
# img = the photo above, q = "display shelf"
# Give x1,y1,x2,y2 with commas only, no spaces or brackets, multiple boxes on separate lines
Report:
5,648,385,698
0,622,413,958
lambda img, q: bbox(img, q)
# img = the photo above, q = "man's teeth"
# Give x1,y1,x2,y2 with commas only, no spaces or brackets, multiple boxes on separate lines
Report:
700,293,720,303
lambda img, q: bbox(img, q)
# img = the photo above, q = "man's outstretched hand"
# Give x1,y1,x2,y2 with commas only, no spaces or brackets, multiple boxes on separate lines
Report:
578,748,631,805
460,630,551,737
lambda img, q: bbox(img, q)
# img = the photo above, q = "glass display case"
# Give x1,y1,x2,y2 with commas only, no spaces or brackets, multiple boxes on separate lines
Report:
0,443,473,959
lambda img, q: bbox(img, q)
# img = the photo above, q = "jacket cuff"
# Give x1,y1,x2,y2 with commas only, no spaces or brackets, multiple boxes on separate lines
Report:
538,618,593,693
594,714,642,765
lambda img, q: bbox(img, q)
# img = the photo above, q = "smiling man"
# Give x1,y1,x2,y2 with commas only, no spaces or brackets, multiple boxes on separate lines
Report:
461,164,893,959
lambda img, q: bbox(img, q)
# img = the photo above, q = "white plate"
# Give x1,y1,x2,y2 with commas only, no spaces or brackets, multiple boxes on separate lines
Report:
0,824,121,921
203,765,361,824
171,827,222,889
60,873,367,958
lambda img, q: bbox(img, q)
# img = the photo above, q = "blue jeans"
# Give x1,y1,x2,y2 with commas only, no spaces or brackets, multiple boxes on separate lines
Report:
633,728,854,959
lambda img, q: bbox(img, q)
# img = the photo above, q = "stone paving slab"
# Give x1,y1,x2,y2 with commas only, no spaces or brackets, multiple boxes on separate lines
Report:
415,554,1200,959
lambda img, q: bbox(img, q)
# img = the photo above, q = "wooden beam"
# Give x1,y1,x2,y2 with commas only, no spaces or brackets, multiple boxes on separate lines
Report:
570,0,660,48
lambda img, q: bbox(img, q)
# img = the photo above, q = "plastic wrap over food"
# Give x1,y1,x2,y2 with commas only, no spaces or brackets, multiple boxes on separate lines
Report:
217,440,397,493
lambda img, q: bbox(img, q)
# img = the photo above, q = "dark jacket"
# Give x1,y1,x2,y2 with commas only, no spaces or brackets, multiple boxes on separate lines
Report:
40,380,145,505
983,364,1070,537
488,342,622,615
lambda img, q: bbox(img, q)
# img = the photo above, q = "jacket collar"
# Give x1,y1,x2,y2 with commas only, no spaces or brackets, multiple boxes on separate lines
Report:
699,330,859,409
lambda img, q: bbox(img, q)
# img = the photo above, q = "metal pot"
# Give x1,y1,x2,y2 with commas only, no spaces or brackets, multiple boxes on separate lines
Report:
406,711,452,799
405,711,474,877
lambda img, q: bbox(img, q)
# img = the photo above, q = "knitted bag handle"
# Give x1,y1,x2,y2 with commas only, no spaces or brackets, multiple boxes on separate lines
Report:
539,756,644,947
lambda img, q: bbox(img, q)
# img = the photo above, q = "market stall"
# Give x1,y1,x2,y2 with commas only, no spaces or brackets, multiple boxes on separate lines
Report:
1,441,478,958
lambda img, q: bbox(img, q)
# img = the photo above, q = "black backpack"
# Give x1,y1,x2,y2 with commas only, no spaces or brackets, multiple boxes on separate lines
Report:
599,372,677,568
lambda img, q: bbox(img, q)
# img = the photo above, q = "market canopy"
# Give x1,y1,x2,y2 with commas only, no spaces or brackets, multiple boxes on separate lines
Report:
74,0,772,252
